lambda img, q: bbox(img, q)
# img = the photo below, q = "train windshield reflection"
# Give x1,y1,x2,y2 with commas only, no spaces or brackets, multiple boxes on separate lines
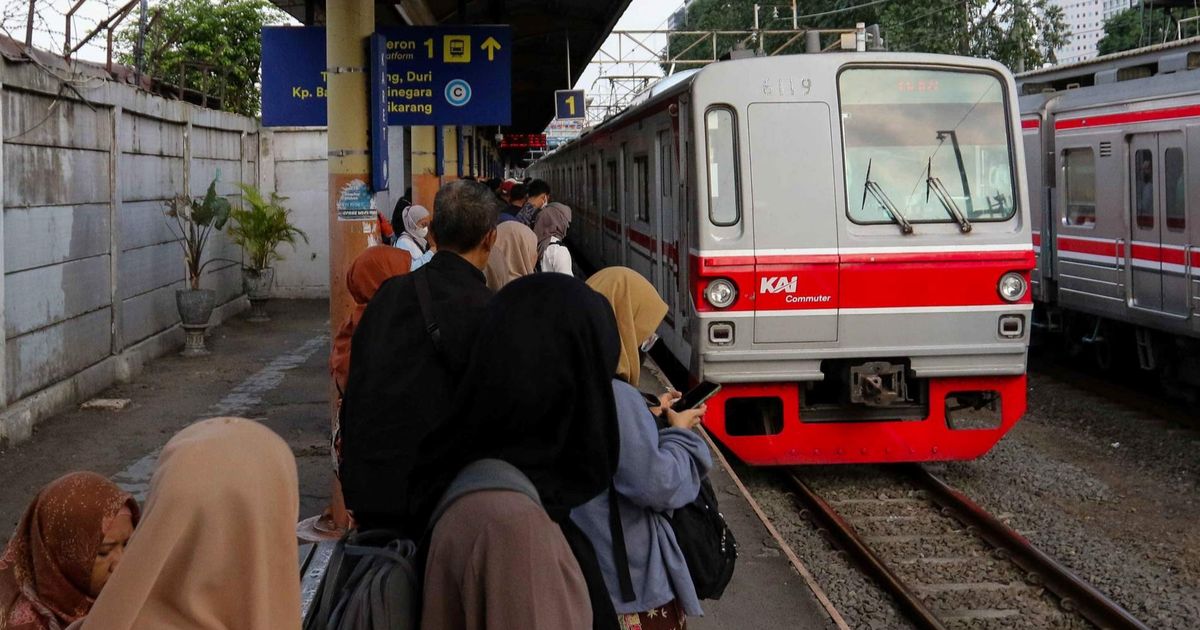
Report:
840,67,1016,226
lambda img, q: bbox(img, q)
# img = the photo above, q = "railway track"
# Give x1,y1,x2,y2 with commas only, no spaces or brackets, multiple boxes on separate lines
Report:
785,466,1149,630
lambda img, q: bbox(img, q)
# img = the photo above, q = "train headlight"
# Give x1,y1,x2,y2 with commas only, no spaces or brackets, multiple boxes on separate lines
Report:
998,272,1028,302
705,279,737,309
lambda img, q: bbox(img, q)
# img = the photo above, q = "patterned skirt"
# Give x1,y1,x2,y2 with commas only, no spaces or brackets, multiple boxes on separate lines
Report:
617,600,686,630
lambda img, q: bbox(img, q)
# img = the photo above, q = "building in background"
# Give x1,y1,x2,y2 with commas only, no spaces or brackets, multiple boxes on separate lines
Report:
1052,0,1137,63
668,1,693,30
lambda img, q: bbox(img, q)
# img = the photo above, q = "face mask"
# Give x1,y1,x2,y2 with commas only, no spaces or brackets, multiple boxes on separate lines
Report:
415,227,429,239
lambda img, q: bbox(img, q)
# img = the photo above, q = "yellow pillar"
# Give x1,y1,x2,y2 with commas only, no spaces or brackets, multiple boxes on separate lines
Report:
442,126,459,182
411,125,439,210
326,0,375,336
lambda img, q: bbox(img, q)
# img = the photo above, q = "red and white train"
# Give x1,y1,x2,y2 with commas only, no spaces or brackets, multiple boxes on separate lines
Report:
531,52,1034,466
1019,40,1200,391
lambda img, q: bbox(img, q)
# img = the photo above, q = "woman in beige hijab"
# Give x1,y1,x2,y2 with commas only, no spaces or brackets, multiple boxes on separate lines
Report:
578,267,711,629
484,221,538,291
71,417,301,630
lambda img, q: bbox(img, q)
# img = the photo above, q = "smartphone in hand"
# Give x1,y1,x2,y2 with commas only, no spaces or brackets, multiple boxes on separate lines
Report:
671,381,721,412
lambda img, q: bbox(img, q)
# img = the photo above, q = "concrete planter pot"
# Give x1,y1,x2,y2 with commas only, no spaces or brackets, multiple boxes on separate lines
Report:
176,289,215,357
243,267,275,322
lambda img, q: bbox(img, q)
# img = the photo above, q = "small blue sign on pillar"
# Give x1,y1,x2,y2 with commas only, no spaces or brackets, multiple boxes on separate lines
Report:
555,89,586,120
370,33,389,192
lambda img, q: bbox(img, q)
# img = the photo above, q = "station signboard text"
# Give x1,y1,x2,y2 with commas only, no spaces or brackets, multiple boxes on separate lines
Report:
262,25,512,127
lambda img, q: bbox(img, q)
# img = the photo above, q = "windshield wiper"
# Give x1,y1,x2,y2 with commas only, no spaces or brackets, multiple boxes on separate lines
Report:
926,158,972,233
860,159,913,235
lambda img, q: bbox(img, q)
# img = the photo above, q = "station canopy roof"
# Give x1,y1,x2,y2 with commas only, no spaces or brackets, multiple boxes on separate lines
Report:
269,0,631,133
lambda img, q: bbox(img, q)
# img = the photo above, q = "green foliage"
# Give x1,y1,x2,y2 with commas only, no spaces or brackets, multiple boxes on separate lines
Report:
228,184,309,272
1098,8,1200,57
165,178,232,290
668,0,1070,71
115,0,287,117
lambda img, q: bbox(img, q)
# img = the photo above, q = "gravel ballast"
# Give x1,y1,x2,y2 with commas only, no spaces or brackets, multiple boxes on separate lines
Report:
733,364,1199,629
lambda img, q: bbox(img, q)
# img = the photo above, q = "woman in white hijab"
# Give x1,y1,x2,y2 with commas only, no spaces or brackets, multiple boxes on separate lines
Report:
394,205,434,270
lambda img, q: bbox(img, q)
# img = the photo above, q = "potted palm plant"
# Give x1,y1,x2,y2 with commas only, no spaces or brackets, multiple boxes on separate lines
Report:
228,183,309,322
165,177,231,356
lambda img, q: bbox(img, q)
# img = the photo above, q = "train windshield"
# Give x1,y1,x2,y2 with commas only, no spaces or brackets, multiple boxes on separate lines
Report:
840,68,1016,227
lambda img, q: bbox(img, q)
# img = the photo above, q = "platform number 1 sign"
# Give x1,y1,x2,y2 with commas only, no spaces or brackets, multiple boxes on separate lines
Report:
555,89,586,120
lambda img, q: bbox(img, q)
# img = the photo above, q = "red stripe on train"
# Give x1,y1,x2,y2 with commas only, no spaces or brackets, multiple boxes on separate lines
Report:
1056,236,1123,257
1055,104,1200,130
690,251,1033,313
1056,236,1193,266
1021,119,1040,130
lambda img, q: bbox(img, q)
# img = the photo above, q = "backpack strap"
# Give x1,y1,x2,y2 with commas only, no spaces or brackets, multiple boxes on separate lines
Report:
426,459,542,532
413,270,444,355
608,484,637,603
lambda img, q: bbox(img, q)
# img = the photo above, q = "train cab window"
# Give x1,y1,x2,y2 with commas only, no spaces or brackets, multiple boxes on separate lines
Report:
1165,148,1185,232
1064,148,1096,227
1134,150,1154,229
839,68,1016,226
704,107,741,226
634,155,651,223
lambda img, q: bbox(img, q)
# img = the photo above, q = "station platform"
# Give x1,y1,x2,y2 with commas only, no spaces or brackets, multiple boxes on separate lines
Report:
0,299,838,629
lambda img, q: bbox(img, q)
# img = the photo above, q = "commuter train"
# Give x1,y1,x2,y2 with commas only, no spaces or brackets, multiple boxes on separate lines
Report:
530,53,1033,466
1019,41,1200,393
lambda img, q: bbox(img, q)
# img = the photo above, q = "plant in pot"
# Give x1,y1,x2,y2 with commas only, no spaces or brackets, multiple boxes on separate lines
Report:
165,177,231,357
228,183,308,322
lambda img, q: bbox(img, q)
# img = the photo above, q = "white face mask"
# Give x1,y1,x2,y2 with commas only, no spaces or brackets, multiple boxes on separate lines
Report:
414,226,429,239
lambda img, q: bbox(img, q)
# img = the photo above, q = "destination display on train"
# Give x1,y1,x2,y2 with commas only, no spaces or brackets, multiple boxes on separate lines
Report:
261,26,512,127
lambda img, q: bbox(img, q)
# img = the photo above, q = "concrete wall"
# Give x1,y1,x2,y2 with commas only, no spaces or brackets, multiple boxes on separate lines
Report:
0,57,256,446
262,128,329,298
263,124,407,299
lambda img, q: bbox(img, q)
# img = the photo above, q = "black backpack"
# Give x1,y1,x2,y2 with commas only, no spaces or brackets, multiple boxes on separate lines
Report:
303,459,542,630
668,476,738,600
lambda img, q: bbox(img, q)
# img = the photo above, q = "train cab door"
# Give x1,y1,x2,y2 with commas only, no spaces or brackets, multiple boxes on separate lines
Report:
1129,132,1189,317
746,102,839,343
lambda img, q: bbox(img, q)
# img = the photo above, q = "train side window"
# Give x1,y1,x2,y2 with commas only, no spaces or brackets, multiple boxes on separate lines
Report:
1165,148,1185,232
590,164,598,209
1063,148,1096,227
1134,149,1154,229
659,130,673,197
634,155,650,223
705,107,741,226
606,161,618,214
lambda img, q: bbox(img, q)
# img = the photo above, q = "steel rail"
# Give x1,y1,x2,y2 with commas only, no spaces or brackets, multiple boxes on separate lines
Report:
783,472,948,630
906,465,1151,630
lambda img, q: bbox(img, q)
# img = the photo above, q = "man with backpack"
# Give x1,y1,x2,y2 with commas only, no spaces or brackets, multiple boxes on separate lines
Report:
338,180,498,534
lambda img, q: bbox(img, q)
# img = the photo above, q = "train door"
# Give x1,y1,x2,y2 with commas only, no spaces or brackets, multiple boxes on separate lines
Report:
746,102,839,343
655,129,677,323
1129,132,1189,316
602,154,620,265
1161,133,1189,316
620,143,630,266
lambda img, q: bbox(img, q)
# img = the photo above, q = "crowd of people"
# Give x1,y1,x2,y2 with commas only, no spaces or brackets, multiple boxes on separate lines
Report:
0,178,712,630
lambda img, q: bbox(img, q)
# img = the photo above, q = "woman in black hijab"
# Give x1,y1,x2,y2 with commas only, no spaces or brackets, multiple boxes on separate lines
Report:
410,273,623,630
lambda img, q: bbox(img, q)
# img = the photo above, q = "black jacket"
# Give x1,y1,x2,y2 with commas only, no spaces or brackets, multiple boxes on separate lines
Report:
339,251,492,531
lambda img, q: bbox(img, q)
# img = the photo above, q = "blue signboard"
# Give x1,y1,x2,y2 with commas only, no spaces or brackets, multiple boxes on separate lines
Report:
555,89,586,120
369,33,389,191
261,25,512,127
261,27,328,127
